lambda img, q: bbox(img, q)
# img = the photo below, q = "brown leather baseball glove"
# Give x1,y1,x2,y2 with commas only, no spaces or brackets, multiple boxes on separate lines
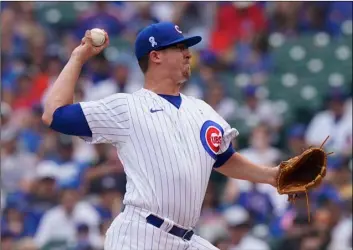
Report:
276,136,333,221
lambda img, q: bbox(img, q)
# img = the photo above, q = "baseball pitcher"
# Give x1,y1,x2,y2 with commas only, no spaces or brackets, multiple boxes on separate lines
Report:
42,22,281,250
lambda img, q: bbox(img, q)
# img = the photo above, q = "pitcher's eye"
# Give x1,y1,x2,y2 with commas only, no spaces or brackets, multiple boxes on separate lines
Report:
176,44,186,51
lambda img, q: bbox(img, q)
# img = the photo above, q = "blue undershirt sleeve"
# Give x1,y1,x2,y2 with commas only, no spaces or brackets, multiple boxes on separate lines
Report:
213,143,235,169
50,103,92,137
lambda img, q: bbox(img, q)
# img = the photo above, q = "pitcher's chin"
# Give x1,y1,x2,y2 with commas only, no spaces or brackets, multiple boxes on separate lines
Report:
182,65,191,79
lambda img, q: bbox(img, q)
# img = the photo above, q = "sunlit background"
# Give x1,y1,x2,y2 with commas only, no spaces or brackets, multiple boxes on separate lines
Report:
1,2,352,250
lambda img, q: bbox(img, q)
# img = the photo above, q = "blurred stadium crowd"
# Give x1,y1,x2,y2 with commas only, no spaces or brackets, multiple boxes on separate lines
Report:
1,2,352,250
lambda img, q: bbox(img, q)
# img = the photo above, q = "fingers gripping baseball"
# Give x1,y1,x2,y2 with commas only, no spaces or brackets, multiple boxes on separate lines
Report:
80,30,91,45
72,29,110,64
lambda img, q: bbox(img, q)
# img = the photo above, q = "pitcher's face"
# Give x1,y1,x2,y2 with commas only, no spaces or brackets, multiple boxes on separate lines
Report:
161,43,192,83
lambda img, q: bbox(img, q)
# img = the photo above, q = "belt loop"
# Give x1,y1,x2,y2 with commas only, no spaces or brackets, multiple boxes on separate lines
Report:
160,217,174,232
182,229,194,241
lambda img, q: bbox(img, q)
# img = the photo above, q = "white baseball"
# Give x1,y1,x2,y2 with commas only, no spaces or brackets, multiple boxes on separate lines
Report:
90,28,106,47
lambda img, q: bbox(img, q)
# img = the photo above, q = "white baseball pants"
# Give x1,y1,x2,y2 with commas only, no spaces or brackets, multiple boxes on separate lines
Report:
104,205,219,250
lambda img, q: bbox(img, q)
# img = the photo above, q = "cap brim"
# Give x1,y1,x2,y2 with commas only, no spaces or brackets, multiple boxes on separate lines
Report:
161,36,202,49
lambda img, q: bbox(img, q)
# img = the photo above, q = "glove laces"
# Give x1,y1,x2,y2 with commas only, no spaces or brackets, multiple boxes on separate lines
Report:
292,135,333,222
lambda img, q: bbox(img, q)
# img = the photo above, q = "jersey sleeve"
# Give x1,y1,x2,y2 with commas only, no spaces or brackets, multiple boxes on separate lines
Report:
197,99,239,154
79,93,131,146
213,110,239,155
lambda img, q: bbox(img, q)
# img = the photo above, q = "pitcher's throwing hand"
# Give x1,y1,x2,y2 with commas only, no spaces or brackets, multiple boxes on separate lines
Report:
71,29,110,64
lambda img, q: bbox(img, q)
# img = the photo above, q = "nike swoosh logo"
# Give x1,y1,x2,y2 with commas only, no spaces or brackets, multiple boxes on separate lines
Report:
150,108,164,113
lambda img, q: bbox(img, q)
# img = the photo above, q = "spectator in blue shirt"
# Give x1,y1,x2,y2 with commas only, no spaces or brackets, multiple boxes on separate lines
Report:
76,2,125,40
236,183,275,225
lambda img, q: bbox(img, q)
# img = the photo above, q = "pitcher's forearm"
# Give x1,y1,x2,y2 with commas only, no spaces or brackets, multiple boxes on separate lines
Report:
42,55,83,125
216,152,278,185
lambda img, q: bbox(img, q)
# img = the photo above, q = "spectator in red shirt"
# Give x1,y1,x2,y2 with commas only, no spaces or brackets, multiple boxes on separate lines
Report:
210,2,268,53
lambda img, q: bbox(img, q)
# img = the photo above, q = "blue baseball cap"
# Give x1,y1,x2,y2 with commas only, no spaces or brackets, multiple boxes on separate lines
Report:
327,87,348,102
243,84,257,97
287,124,306,138
134,22,202,60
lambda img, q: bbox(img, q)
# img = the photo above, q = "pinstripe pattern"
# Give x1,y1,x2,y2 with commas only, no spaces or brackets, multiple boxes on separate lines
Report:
104,205,219,250
80,88,238,249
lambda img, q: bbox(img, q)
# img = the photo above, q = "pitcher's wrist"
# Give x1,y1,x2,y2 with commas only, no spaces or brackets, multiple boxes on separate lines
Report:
70,53,86,66
265,166,279,186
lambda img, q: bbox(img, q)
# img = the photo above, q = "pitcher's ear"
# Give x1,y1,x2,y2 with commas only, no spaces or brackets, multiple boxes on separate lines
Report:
149,50,162,64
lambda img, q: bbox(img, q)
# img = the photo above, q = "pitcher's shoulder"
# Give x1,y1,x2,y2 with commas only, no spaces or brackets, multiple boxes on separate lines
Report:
102,92,132,103
183,94,212,110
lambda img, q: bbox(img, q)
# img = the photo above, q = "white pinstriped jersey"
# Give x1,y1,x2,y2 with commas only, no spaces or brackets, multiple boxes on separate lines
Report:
80,88,238,228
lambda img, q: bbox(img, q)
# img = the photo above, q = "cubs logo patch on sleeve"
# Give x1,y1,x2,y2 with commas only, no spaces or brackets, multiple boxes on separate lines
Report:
200,120,224,159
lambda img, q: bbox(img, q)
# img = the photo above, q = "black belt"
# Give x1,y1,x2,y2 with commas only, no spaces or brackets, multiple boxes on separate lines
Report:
146,214,194,241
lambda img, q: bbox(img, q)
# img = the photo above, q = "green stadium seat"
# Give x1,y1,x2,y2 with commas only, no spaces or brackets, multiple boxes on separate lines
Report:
272,34,352,77
269,33,352,125
34,2,81,28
